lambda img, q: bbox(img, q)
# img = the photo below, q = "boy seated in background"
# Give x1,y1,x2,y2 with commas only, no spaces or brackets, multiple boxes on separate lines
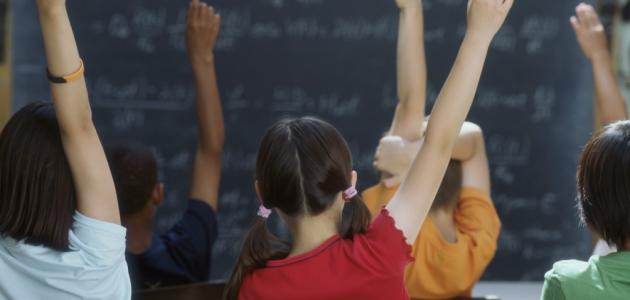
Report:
362,0,500,298
107,0,224,290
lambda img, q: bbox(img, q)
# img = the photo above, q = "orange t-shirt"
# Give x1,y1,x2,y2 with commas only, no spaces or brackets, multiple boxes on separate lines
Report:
362,183,501,299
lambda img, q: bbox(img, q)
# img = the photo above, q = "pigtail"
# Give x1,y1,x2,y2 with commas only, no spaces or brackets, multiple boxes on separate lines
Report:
224,217,290,300
342,194,371,239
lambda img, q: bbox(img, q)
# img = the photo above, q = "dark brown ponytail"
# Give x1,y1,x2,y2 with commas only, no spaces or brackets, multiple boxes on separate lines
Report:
343,195,371,238
224,216,289,300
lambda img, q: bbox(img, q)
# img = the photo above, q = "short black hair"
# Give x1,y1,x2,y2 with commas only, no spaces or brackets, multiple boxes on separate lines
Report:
106,142,158,215
0,102,76,251
577,121,630,248
432,160,463,211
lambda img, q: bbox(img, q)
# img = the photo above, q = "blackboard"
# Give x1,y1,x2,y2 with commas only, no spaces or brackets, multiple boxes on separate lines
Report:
12,0,594,281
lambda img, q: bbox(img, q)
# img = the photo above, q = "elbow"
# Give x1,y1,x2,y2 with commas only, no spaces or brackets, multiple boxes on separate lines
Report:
198,134,225,158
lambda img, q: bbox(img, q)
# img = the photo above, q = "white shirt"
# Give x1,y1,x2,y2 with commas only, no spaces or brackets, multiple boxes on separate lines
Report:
593,239,617,257
0,212,131,300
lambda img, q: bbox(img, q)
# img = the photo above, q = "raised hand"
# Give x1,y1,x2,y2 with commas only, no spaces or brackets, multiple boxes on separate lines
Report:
186,0,221,66
466,0,514,43
571,3,608,61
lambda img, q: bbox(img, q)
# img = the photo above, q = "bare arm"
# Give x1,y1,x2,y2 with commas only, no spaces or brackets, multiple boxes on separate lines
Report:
389,0,427,140
374,121,484,189
453,123,491,194
37,0,120,224
571,3,627,127
387,0,513,244
187,0,224,211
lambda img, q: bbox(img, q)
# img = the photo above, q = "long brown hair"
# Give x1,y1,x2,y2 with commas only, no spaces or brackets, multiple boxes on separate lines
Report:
224,117,371,300
0,102,76,251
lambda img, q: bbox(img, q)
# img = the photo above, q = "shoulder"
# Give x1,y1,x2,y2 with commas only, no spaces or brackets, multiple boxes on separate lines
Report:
182,198,218,234
69,212,127,266
362,183,398,217
71,212,127,248
456,187,500,235
351,209,413,271
545,259,593,283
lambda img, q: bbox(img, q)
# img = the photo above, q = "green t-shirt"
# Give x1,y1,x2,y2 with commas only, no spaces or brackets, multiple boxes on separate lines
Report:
540,252,630,300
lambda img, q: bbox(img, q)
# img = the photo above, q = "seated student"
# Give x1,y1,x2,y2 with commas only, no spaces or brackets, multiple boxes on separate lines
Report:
540,4,630,300
106,0,224,290
567,3,628,258
224,1,513,299
0,0,130,298
364,1,500,296
366,124,500,299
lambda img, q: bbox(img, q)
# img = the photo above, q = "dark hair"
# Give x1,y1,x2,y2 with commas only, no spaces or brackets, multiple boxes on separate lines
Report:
577,121,630,249
106,142,158,215
225,117,371,299
0,102,76,251
432,160,463,211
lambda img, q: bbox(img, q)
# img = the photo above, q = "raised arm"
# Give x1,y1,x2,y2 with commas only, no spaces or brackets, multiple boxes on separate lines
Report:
37,0,120,224
571,3,628,127
452,122,490,194
374,121,489,192
386,0,512,244
389,0,427,140
187,0,224,211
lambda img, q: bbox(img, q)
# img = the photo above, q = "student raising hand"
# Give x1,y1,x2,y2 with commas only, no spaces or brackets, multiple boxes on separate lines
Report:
570,3,627,126
0,0,130,299
387,0,512,244
186,0,225,211
186,0,221,66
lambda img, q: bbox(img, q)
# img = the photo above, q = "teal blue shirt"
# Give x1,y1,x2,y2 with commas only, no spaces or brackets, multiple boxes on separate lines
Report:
541,252,630,300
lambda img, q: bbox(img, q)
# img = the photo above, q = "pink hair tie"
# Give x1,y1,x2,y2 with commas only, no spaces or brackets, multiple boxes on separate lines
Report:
342,186,358,202
257,205,273,219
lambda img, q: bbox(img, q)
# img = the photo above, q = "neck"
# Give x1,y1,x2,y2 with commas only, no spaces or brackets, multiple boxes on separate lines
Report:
429,207,457,243
124,214,154,255
287,213,340,258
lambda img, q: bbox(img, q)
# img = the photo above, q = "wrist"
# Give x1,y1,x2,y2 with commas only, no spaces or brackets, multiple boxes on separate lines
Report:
190,55,215,69
589,51,611,64
37,3,66,18
399,4,422,16
463,30,493,49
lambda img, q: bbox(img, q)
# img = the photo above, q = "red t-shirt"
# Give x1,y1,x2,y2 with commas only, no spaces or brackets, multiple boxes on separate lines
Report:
239,209,413,300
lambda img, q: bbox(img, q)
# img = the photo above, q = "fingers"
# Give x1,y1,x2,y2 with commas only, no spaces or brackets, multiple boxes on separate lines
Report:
575,3,601,29
570,16,580,32
187,0,220,29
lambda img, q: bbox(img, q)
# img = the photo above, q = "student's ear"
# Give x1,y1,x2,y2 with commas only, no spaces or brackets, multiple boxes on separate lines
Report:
150,183,165,206
351,171,358,187
255,180,263,202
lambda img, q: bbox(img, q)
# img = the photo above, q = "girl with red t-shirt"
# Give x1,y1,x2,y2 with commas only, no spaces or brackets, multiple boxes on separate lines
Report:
225,1,513,299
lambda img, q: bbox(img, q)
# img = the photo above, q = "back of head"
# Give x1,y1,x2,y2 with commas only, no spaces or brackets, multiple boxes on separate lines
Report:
577,121,630,249
432,160,463,212
0,102,76,251
106,142,158,216
225,117,371,300
255,117,355,217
